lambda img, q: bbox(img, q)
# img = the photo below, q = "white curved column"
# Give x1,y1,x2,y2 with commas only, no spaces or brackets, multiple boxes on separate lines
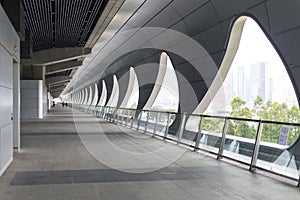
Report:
106,75,119,107
98,80,107,107
194,16,247,114
120,67,137,108
91,83,99,106
143,52,168,110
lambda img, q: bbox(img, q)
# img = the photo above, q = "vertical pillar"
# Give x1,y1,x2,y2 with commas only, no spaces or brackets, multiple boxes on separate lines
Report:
177,113,187,144
164,113,171,139
13,62,20,151
250,120,263,171
153,112,159,136
217,117,228,159
194,116,204,150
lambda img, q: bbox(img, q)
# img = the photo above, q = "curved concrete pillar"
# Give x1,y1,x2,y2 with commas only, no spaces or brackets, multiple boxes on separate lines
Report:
195,16,247,114
101,49,162,111
167,52,213,135
86,85,93,106
79,90,85,104
97,80,107,107
119,67,137,108
115,66,131,109
106,75,119,107
134,54,161,111
104,76,113,106
83,88,89,105
143,52,168,110
91,83,98,106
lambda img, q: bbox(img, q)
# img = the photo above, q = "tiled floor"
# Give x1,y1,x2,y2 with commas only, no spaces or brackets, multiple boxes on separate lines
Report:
0,106,299,200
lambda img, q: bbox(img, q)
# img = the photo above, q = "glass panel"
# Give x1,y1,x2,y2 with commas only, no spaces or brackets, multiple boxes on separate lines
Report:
165,113,179,141
223,119,259,164
154,112,168,137
138,111,148,132
126,109,135,128
197,116,225,154
147,111,158,133
256,123,300,179
116,108,123,123
132,110,140,129
180,115,200,146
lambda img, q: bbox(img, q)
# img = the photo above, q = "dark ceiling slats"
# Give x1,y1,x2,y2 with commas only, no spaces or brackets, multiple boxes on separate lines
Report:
23,0,107,51
79,0,104,45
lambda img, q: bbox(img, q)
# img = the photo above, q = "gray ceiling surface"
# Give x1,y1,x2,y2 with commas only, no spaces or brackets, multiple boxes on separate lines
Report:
23,0,108,51
66,0,300,105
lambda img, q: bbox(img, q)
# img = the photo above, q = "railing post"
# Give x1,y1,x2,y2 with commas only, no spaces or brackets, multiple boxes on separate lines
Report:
217,117,228,159
153,112,159,136
164,113,171,139
130,110,134,128
194,116,204,151
112,108,115,123
100,107,104,118
105,107,108,120
121,109,125,125
177,112,187,144
99,107,102,118
129,109,135,128
144,110,150,133
137,111,142,130
104,107,106,118
109,107,112,121
105,107,109,121
125,109,129,127
250,120,263,171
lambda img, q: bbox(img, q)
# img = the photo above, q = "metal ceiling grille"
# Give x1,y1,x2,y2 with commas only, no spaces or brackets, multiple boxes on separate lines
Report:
23,0,107,51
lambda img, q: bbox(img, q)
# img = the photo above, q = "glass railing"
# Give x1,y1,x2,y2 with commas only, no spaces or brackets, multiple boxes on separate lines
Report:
70,103,300,185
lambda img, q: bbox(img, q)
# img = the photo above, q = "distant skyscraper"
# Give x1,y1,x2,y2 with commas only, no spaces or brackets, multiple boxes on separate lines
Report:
237,66,245,100
268,78,273,101
250,62,266,101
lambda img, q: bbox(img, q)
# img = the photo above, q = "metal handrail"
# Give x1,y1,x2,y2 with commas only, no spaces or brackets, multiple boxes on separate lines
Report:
69,103,300,185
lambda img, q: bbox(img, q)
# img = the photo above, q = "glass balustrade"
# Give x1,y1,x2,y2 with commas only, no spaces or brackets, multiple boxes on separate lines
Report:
71,104,300,183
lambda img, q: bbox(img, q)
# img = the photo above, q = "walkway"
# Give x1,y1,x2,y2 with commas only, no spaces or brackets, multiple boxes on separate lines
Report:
0,106,299,200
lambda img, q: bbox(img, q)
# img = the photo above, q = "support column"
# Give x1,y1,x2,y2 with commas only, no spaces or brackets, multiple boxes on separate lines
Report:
13,62,20,151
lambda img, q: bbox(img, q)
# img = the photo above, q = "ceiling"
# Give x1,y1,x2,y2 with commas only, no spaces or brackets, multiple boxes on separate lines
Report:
23,0,108,52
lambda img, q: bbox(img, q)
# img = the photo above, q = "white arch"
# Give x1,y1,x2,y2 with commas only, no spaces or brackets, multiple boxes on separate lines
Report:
75,92,79,103
86,85,93,105
106,75,119,107
194,16,248,114
98,80,107,107
82,88,89,105
79,90,85,104
120,67,138,108
91,83,99,106
143,52,168,110
143,52,179,112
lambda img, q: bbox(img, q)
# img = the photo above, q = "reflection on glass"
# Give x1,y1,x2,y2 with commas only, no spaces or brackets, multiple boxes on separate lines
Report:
257,123,300,179
196,116,225,153
223,119,258,164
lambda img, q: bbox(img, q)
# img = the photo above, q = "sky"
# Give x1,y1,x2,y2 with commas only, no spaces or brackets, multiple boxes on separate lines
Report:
206,17,298,114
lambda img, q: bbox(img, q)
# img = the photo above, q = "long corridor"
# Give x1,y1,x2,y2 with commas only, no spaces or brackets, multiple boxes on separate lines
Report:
0,107,299,200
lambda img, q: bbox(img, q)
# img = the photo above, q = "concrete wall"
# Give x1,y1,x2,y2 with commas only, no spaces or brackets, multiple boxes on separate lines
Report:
0,5,20,177
21,80,47,119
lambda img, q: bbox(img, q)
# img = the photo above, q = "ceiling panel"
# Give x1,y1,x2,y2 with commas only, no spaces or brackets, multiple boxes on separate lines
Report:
23,0,108,51
267,0,300,35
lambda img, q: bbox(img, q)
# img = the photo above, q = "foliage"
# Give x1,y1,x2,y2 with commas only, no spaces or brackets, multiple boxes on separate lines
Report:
227,95,300,145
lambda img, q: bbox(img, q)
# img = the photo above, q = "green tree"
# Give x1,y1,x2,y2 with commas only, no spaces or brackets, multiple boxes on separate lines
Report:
228,97,255,138
252,95,264,118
